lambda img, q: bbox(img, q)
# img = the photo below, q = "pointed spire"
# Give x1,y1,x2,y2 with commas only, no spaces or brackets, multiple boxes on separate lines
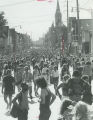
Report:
55,0,62,27
56,0,60,11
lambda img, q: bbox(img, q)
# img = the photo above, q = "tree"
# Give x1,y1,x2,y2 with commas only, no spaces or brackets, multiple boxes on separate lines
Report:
0,11,7,26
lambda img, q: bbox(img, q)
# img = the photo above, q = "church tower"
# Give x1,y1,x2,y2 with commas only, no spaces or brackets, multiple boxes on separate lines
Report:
55,0,62,27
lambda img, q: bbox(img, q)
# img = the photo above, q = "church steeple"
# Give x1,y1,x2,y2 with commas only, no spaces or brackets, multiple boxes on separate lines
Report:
55,0,62,27
57,0,60,11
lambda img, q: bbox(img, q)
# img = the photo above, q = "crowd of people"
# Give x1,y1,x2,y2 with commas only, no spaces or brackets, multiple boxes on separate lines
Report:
0,53,93,120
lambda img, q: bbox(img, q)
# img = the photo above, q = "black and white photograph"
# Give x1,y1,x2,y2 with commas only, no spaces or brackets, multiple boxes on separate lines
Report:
0,0,93,120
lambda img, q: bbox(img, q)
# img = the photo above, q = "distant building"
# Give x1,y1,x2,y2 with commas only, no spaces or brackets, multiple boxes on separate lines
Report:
80,19,92,56
0,26,32,56
0,26,9,55
68,17,92,57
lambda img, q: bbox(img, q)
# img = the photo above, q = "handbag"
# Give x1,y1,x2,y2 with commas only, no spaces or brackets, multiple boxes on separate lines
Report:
10,102,20,118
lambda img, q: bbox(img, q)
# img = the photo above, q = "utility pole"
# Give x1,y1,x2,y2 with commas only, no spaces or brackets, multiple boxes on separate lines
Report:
91,9,93,60
67,0,69,54
76,0,80,55
67,0,69,32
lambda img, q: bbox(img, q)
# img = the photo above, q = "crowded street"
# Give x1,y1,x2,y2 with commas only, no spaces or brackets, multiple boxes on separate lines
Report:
0,63,62,120
0,82,61,120
0,57,93,120
1,0,93,120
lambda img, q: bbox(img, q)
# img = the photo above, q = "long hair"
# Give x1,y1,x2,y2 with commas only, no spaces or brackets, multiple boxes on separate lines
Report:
72,101,90,120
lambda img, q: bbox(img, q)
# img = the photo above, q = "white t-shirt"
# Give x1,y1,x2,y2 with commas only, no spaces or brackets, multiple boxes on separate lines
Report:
52,70,59,78
42,67,48,75
22,71,33,86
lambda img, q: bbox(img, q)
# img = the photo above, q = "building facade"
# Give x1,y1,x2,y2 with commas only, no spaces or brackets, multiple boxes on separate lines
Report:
68,17,93,58
0,26,32,56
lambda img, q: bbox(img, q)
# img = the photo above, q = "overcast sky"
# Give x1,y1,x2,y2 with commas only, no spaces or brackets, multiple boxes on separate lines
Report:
0,0,93,41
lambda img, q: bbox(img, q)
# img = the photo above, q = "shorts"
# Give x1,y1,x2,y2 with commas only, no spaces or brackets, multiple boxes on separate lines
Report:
4,90,14,96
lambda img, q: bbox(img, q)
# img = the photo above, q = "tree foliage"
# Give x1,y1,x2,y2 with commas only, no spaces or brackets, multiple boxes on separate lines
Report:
0,11,7,26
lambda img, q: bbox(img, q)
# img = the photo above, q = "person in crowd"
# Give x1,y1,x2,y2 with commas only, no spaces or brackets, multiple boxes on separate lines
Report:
61,64,69,80
51,65,59,94
12,83,29,120
0,60,3,81
61,57,68,67
67,70,83,102
58,98,75,120
91,60,93,71
57,74,70,99
91,60,93,80
7,61,12,69
77,66,84,77
81,58,85,66
32,57,36,69
75,61,81,71
15,67,23,92
83,61,92,84
42,63,49,82
81,75,92,105
0,66,2,81
13,60,18,78
39,59,44,73
42,63,48,75
49,61,54,74
72,101,91,120
42,55,45,62
25,60,31,71
45,68,50,85
49,61,54,84
36,77,56,120
2,69,15,110
22,66,33,100
33,64,40,96
2,64,8,78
